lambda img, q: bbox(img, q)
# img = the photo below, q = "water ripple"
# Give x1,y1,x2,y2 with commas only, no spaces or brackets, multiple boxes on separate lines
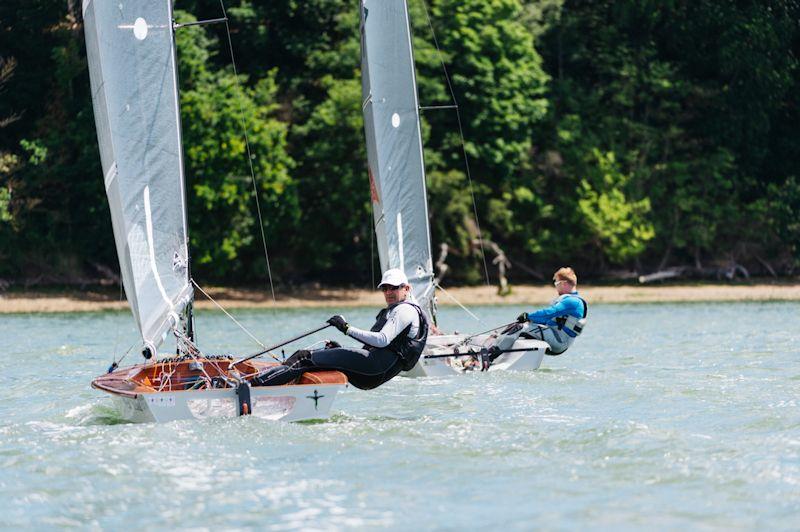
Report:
0,303,799,528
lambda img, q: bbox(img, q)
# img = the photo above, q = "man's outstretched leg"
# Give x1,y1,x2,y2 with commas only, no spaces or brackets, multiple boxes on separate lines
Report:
252,347,402,390
251,350,313,386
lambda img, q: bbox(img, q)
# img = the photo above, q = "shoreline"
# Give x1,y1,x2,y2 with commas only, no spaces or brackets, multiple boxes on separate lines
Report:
1,283,799,313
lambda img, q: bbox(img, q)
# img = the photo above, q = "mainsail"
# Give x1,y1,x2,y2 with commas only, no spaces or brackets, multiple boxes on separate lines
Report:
84,0,192,353
360,0,436,320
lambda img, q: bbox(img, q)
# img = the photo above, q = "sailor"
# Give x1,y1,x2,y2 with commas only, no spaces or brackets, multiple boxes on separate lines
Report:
514,267,588,355
253,268,428,390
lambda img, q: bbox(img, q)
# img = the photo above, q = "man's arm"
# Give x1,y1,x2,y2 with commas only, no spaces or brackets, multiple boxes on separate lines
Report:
347,305,417,348
527,297,582,323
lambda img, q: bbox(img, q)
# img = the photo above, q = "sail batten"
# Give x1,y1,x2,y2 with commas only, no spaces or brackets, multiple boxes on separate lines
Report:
360,0,435,320
84,0,192,352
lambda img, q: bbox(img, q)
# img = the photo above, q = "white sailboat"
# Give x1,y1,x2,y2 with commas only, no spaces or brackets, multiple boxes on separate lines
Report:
358,0,549,376
83,0,347,422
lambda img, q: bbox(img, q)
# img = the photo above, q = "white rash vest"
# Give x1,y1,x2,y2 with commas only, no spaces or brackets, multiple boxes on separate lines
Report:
346,303,420,348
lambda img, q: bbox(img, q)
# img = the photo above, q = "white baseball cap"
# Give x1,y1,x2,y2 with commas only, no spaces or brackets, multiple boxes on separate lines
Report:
377,268,409,288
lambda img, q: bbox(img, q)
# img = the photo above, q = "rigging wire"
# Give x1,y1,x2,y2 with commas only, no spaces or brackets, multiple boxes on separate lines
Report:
459,321,518,344
109,274,124,365
107,342,136,374
418,0,491,287
173,327,203,357
106,271,136,372
218,0,277,302
433,281,483,323
171,329,231,391
191,279,281,362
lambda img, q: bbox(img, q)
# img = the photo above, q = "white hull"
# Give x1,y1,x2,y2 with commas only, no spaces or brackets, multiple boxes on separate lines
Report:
108,383,346,423
402,334,548,378
93,357,348,423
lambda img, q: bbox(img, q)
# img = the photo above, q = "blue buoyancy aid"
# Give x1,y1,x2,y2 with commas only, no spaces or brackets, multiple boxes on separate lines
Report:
527,292,588,338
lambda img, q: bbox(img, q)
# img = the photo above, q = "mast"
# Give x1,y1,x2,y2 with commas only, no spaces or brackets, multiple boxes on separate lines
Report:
168,0,195,343
360,0,437,322
83,0,193,357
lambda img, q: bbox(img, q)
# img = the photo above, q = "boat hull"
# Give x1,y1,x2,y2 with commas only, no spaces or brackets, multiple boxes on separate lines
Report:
92,357,347,423
106,383,346,423
402,334,548,378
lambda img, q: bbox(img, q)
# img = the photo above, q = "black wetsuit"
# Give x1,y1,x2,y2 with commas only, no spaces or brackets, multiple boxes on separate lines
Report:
253,302,428,390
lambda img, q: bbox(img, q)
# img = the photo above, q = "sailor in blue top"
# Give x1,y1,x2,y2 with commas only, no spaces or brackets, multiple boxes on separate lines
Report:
515,267,588,355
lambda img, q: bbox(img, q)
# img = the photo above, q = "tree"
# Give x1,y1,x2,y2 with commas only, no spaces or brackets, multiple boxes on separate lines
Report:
412,0,551,281
0,0,112,279
176,12,296,281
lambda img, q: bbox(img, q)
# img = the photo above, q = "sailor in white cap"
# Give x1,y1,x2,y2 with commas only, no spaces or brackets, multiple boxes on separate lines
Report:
253,268,428,390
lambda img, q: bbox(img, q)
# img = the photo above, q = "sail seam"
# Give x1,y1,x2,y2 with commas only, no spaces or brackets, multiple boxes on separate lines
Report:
103,162,117,192
143,186,172,308
397,211,405,273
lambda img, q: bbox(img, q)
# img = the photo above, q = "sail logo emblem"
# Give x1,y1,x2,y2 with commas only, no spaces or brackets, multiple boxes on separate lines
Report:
306,390,325,410
118,18,150,41
133,18,148,40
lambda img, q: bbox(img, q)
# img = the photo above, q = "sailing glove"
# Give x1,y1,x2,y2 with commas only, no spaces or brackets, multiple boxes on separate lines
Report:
516,312,529,323
327,315,349,334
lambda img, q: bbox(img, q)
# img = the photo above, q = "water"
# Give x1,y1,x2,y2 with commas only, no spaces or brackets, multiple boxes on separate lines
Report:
1,303,798,529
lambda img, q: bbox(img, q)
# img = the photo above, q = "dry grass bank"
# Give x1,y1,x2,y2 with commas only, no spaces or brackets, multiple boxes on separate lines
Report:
1,282,799,313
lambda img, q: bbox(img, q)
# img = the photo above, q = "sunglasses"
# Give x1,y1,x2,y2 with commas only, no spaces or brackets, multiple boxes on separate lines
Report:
380,284,403,292
553,280,567,287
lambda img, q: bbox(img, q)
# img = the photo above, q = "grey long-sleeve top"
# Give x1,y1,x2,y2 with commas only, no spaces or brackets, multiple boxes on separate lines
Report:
345,304,420,348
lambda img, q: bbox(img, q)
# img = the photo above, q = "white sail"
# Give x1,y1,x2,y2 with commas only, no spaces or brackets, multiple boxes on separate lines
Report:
83,0,192,352
360,0,436,320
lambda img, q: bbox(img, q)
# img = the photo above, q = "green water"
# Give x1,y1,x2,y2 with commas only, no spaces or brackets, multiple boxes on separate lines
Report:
1,303,798,529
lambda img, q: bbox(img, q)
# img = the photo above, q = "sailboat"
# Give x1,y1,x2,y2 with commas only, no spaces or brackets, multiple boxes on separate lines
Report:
83,0,347,422
358,0,548,376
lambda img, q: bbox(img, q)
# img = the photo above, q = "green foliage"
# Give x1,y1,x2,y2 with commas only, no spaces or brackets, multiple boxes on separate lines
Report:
411,0,551,280
176,12,296,279
0,57,20,231
290,75,372,280
767,176,800,266
577,150,654,263
0,0,798,284
0,152,16,225
426,169,477,257
0,187,10,224
425,0,549,180
535,0,799,272
20,139,47,165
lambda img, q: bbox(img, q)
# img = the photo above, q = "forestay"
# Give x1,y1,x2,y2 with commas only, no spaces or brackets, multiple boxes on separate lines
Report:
83,0,192,353
360,0,436,320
